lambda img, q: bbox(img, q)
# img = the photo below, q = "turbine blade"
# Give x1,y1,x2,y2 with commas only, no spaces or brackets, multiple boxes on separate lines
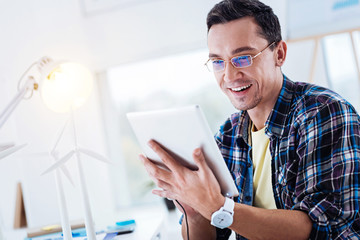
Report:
42,150,75,175
59,165,75,186
0,142,15,151
0,144,27,160
78,148,112,164
52,151,75,186
51,119,70,152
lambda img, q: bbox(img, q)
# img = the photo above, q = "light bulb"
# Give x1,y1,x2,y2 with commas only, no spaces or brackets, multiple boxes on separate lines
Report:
40,62,94,113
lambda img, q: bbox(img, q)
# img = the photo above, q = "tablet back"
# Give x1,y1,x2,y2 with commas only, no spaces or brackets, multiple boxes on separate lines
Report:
127,105,239,197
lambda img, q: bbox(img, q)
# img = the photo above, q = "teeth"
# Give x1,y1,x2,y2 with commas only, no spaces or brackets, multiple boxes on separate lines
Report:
231,84,251,92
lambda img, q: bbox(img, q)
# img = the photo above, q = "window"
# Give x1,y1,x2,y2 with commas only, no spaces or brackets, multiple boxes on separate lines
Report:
323,31,360,111
284,31,360,113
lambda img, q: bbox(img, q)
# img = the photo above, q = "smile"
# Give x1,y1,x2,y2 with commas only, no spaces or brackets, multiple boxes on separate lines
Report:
231,84,252,92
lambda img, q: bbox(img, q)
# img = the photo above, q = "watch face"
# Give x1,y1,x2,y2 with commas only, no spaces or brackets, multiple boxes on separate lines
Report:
212,212,233,228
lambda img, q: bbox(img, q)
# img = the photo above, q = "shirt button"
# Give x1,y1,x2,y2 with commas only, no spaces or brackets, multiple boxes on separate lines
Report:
247,163,251,168
245,196,251,202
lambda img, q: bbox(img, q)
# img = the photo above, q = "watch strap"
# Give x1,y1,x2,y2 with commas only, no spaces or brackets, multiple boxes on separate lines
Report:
222,197,234,214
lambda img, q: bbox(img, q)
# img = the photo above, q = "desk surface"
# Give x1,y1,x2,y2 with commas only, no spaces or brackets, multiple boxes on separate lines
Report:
2,204,181,240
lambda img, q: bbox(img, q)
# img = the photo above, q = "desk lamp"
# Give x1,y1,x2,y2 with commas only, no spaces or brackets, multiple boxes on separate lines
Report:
0,59,43,160
0,62,39,129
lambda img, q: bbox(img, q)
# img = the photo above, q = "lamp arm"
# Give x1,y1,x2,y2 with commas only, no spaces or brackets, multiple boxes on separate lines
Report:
0,77,36,129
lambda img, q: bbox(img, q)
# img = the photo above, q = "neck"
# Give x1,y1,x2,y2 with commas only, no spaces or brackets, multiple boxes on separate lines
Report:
248,108,270,131
247,72,283,131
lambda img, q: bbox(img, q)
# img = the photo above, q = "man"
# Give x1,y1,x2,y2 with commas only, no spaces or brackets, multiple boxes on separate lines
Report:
140,0,360,239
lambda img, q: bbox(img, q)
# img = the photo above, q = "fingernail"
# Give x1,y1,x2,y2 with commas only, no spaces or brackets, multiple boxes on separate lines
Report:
195,148,201,156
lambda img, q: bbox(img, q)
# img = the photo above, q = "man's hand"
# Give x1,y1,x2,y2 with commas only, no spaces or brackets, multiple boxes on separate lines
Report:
139,140,225,219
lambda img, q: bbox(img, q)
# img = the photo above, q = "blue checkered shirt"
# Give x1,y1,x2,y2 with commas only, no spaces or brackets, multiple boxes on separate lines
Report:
215,76,360,239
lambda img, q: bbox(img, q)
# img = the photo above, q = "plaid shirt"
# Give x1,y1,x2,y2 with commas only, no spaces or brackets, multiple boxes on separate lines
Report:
215,76,360,239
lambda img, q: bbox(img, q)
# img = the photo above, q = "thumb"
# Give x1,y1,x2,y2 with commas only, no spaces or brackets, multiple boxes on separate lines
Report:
192,148,210,172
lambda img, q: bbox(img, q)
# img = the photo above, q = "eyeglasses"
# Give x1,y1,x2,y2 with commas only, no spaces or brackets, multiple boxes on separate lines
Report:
205,42,276,72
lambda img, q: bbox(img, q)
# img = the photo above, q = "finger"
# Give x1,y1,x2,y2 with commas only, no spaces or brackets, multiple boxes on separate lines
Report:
148,140,183,172
139,154,172,183
152,188,176,200
155,179,173,192
192,148,210,172
192,148,222,195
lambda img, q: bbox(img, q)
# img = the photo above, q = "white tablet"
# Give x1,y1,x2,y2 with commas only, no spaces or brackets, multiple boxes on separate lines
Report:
126,105,239,198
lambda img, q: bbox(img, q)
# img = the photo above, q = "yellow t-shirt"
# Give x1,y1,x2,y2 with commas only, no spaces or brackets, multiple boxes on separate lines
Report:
251,126,277,209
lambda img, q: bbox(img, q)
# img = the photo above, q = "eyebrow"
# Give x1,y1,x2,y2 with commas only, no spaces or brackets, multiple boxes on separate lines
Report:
208,46,256,58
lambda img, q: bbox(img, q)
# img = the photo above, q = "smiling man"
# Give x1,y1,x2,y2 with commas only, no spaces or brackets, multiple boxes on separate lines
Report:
140,0,360,239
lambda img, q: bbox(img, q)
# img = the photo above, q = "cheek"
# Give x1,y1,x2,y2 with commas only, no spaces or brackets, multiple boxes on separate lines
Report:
214,73,223,86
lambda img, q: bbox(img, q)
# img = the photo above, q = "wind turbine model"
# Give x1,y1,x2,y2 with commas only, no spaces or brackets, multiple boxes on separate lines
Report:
37,57,111,240
18,118,76,240
46,119,74,240
42,111,111,240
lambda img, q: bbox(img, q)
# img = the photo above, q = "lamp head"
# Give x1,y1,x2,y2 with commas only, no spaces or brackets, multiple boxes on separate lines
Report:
39,58,94,113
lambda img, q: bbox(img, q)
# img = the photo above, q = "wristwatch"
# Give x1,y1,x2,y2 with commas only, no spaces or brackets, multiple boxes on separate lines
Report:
210,197,234,229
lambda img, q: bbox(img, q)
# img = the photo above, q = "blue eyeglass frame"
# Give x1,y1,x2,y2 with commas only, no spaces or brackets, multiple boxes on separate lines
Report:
205,42,276,72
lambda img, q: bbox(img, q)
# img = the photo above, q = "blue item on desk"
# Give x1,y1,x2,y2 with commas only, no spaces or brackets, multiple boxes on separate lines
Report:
103,232,118,240
107,219,136,232
62,228,87,237
116,219,136,227
103,227,135,240
105,219,136,237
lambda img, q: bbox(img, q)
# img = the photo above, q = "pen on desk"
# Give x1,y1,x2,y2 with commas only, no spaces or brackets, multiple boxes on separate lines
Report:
107,219,136,231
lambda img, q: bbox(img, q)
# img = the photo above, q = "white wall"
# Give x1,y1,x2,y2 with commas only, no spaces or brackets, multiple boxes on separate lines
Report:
0,0,288,231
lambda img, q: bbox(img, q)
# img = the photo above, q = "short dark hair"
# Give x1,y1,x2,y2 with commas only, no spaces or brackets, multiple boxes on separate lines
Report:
207,0,282,49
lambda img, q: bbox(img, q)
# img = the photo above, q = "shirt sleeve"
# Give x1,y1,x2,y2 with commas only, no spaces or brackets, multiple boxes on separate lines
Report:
214,122,235,240
293,101,360,239
216,228,232,239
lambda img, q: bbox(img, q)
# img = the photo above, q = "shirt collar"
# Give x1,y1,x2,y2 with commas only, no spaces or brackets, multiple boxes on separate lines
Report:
231,110,251,146
265,75,295,138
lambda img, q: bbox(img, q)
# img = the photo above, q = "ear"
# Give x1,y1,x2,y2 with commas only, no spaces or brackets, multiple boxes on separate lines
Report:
275,40,287,67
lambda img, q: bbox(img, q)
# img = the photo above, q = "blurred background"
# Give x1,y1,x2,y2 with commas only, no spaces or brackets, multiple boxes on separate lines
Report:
0,0,359,238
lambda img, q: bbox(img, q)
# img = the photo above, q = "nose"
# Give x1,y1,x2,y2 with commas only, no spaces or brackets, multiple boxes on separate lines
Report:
223,61,241,83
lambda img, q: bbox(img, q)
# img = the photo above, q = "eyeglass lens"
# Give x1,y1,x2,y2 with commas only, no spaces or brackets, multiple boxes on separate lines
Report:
231,56,252,68
212,60,225,72
211,55,252,72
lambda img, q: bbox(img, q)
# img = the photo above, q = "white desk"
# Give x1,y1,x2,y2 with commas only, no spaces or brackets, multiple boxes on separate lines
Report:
2,204,182,240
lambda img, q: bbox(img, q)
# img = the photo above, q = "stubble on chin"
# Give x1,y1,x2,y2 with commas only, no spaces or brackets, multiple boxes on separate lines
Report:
231,93,262,111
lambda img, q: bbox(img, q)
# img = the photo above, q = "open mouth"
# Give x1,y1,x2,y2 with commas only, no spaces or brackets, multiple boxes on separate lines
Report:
230,84,252,92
